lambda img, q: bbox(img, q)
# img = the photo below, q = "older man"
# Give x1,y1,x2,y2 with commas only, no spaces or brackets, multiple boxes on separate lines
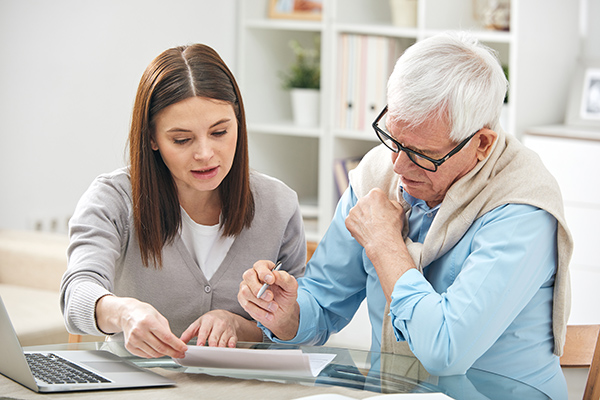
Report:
238,32,572,399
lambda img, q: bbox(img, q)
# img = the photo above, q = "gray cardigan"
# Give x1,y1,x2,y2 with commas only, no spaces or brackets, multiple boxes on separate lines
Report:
60,167,306,340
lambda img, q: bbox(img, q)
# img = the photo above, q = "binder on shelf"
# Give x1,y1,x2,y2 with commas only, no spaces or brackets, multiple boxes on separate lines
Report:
354,35,367,131
337,33,350,130
336,34,401,133
345,34,356,130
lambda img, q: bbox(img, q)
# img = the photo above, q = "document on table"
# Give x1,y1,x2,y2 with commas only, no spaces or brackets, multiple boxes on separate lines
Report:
294,393,454,399
173,346,336,378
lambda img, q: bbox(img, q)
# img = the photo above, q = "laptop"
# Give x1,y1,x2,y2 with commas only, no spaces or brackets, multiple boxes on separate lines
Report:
0,295,175,393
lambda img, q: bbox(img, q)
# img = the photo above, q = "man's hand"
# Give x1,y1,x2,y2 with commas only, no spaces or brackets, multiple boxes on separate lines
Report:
237,260,300,341
345,188,415,299
95,295,187,359
180,309,263,348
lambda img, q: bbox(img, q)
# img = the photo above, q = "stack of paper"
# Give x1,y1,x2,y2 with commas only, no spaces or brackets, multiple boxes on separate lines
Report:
173,346,336,378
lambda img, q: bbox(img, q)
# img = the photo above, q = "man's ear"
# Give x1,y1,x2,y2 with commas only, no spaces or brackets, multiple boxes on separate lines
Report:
475,129,498,161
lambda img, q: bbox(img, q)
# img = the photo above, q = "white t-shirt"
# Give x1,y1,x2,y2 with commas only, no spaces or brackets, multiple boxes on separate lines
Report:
180,207,234,280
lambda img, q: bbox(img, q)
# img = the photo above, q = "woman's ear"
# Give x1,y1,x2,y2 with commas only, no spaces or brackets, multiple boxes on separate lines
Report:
150,138,158,151
475,129,498,161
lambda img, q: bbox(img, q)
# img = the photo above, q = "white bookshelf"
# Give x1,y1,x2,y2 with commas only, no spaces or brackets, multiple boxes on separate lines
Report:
237,0,580,241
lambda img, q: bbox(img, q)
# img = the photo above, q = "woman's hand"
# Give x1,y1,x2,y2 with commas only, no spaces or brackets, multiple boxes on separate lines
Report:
237,260,300,341
95,295,187,359
180,309,263,348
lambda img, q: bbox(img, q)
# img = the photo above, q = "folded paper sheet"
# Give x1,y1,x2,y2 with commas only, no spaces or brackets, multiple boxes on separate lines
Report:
294,393,454,399
173,346,336,378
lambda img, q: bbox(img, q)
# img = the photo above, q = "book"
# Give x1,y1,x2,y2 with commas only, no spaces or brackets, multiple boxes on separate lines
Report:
334,156,363,198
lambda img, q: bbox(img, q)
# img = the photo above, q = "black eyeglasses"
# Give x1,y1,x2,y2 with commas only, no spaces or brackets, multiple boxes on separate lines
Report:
372,106,478,172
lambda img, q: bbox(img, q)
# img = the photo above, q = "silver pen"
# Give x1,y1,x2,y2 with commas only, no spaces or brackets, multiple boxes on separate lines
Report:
256,261,282,299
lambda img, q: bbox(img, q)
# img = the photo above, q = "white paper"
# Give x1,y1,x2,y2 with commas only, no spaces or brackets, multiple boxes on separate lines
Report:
294,393,454,400
172,346,336,377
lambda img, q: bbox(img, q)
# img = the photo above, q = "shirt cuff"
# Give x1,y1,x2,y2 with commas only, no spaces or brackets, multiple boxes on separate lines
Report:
67,281,114,337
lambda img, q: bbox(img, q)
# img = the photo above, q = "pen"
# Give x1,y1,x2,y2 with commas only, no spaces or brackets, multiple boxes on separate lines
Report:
256,261,282,299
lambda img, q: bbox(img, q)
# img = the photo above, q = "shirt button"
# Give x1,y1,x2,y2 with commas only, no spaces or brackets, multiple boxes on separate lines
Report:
426,212,433,218
204,285,211,293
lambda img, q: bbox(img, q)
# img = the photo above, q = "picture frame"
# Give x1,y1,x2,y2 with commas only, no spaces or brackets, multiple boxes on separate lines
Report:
565,60,600,127
268,0,323,21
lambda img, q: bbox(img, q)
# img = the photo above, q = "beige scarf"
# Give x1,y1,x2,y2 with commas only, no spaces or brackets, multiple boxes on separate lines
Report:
348,130,573,358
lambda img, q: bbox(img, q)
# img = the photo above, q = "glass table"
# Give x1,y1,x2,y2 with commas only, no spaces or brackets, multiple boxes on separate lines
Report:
4,341,550,400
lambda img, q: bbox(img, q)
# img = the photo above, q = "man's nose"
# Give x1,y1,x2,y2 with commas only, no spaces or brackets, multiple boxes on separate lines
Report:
392,150,413,174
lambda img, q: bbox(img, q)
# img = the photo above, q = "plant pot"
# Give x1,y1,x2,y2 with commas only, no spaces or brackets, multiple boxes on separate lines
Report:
290,88,320,127
389,0,418,28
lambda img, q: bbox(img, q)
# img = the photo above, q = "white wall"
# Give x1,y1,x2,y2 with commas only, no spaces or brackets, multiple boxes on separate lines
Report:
0,0,237,231
583,0,600,60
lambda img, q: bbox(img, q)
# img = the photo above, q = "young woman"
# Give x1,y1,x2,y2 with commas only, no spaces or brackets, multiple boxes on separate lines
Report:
60,44,306,359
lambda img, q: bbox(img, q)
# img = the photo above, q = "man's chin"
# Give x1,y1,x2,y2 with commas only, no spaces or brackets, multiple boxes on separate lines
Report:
402,184,432,203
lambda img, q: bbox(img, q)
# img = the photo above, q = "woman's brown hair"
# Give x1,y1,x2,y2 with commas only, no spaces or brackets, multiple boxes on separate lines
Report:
128,44,254,267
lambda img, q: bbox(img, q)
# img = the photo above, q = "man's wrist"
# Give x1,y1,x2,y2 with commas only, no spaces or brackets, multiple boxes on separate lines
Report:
273,302,301,341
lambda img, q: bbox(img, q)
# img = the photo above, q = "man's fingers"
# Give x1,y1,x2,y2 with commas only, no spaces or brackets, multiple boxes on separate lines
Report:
242,264,270,295
241,260,287,300
238,286,276,322
270,269,297,293
255,260,280,286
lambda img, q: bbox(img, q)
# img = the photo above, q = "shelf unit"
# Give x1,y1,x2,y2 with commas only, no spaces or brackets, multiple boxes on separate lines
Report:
236,0,580,241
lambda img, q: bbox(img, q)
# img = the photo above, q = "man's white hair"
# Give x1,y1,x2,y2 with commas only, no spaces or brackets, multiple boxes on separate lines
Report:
387,31,508,142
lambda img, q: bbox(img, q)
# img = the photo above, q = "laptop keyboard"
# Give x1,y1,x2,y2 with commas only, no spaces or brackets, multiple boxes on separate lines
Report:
25,353,111,385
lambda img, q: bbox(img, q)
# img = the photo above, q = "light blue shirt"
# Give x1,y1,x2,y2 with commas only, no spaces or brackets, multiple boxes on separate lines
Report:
261,185,566,399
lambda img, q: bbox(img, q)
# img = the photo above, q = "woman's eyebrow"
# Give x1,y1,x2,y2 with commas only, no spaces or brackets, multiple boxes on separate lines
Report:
166,127,192,133
210,118,232,128
165,118,232,133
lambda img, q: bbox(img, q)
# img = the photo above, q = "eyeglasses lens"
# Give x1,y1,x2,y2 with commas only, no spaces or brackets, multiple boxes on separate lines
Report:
406,153,436,171
375,125,437,172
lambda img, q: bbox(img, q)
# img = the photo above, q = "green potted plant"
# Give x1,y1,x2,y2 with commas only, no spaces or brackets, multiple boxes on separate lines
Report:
280,38,321,126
